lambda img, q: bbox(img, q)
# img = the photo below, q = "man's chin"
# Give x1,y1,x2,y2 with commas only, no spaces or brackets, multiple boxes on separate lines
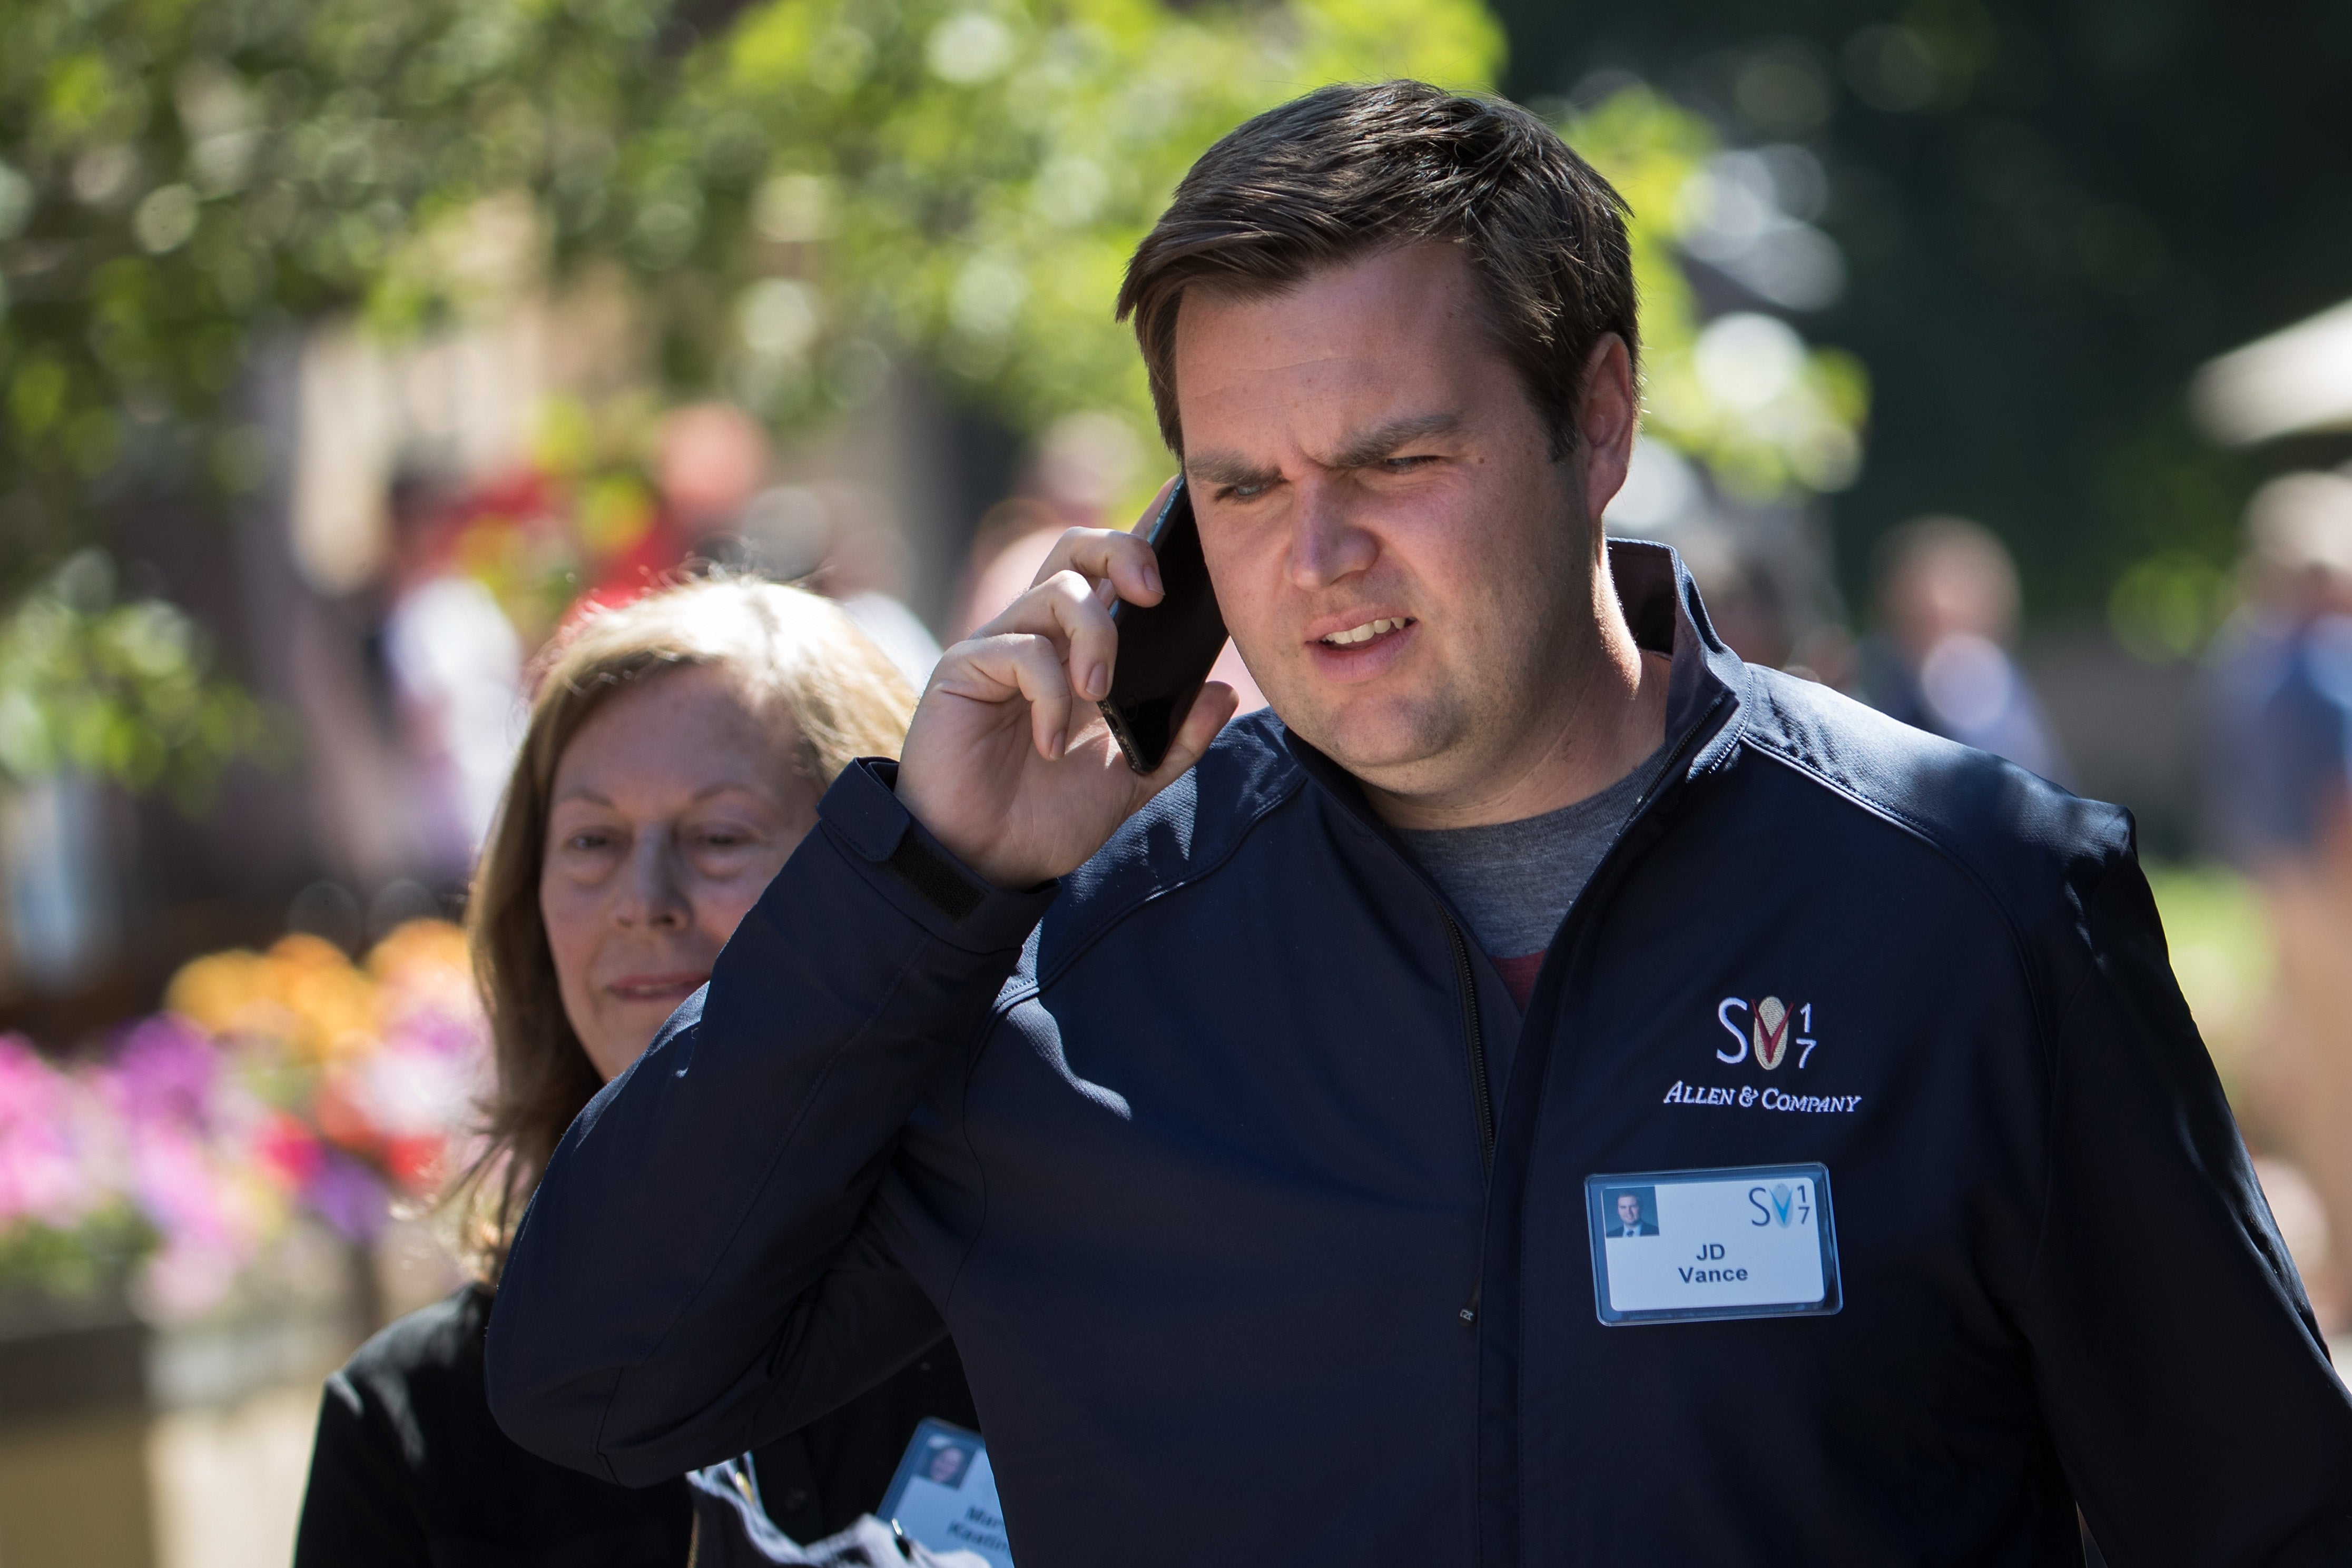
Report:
1270,689,1455,786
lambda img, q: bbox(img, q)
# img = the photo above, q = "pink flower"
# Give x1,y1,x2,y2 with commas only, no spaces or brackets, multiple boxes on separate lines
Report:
93,1018,277,1317
0,1034,107,1230
303,1152,389,1242
253,1111,324,1192
109,1015,223,1132
125,1125,232,1251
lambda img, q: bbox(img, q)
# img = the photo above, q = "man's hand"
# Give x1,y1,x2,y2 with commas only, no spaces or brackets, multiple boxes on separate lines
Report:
897,499,1240,890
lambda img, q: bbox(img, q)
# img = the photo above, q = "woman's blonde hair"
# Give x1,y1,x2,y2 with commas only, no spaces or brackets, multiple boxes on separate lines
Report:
458,572,918,1280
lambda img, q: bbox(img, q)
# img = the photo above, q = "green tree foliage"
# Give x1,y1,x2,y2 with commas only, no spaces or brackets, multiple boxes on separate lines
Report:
0,0,1513,607
624,6,1864,506
2144,859,2269,1109
0,550,275,807
1492,0,2352,642
0,0,680,591
1,0,1875,801
1,0,682,796
605,0,1505,448
1562,85,1866,502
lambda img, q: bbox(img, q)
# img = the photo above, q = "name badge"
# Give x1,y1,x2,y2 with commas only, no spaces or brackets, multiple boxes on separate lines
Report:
1586,1163,1842,1325
878,1418,1013,1566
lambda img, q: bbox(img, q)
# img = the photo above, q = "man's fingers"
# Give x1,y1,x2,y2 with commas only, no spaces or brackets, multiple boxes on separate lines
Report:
1135,681,1241,797
1030,520,1166,608
941,633,1077,758
1005,636,1077,759
975,570,1119,702
1020,475,1181,613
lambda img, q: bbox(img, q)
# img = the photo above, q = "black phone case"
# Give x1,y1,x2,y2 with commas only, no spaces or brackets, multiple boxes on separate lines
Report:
1099,480,1229,774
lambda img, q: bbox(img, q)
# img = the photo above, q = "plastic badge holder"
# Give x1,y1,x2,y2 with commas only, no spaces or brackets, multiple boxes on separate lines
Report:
877,1418,1015,1567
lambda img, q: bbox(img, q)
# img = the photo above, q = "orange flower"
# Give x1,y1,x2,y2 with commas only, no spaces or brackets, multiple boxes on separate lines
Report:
165,934,381,1064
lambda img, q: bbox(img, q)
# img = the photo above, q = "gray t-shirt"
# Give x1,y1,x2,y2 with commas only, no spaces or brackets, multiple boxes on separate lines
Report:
1395,748,1666,964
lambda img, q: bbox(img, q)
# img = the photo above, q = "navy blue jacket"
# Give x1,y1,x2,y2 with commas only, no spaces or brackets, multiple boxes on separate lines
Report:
490,544,2352,1565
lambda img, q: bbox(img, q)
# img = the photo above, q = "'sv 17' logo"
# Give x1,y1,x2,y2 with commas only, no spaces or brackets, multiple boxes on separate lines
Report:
1716,997,1819,1070
1749,1181,1811,1227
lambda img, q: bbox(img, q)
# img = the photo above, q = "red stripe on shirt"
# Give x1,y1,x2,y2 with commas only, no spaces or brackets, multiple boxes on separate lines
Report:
1491,951,1544,1011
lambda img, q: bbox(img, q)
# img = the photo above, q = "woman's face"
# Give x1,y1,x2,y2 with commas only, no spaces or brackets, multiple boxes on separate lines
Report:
540,664,818,1081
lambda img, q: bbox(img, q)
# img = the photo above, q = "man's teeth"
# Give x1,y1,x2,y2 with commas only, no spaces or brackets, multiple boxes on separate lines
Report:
1323,617,1406,646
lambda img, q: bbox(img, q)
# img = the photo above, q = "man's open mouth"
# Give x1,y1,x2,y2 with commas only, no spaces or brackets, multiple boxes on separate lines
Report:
1318,616,1414,647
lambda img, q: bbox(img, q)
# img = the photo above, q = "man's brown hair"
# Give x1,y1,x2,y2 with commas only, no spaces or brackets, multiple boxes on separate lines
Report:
1117,80,1637,459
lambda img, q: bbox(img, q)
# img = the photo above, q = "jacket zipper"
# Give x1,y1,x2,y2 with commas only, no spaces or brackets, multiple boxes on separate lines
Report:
1444,915,1495,1171
1353,681,1733,1335
1411,691,1731,1185
1437,688,1728,1185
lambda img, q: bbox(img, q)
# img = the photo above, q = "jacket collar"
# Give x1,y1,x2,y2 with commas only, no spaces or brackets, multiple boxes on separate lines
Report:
1275,538,1749,816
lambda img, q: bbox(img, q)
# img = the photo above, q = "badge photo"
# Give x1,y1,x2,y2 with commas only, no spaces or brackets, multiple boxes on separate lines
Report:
1585,1163,1843,1326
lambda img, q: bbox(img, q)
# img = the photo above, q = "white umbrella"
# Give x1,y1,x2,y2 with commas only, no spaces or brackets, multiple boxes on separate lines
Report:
2191,298,2352,447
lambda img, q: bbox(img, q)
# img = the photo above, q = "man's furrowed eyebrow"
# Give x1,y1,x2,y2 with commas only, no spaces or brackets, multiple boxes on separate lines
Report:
1186,449,1284,489
1330,411,1461,470
1186,412,1464,490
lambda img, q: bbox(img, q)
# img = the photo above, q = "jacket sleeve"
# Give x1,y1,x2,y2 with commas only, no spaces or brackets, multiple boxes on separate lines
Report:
2023,851,2352,1564
485,760,1057,1484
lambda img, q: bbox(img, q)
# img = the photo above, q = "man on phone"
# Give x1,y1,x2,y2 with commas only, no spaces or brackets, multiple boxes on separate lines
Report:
491,82,2352,1564
1608,1191,1655,1238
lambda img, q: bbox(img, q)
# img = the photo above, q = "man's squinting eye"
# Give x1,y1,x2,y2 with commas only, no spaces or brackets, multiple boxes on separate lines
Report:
1219,482,1271,502
1380,454,1436,472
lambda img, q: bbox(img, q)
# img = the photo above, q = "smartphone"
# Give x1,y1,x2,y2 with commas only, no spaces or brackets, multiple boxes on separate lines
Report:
1099,478,1229,774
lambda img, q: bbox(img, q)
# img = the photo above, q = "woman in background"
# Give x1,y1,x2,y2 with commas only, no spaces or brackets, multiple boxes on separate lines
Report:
295,575,977,1565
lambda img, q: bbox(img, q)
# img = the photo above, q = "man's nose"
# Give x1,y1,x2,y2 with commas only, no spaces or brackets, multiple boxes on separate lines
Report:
1286,472,1377,590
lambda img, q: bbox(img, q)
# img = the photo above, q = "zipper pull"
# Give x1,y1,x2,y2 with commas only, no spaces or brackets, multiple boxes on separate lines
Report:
1459,1284,1481,1327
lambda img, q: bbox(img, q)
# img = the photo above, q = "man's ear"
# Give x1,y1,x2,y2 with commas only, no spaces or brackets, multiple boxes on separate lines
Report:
1574,334,1638,531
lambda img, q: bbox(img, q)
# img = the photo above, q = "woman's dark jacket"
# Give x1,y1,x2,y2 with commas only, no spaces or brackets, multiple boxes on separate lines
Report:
295,1283,973,1565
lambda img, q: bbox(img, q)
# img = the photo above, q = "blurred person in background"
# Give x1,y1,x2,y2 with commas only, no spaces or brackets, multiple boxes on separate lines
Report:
580,403,774,614
292,462,524,897
641,404,773,587
806,486,944,692
660,405,773,538
294,575,977,1565
733,479,943,691
946,411,1153,640
379,474,528,882
1859,516,2068,784
2206,469,2352,1316
622,400,944,689
948,495,1065,647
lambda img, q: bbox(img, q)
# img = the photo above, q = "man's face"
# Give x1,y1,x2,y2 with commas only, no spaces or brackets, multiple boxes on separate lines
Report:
1173,244,1624,805
1617,1193,1641,1228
